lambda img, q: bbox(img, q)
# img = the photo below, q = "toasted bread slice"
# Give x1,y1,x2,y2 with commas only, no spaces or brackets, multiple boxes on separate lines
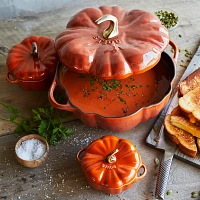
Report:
164,115,197,158
178,68,200,96
179,86,200,121
171,106,183,116
170,115,200,138
197,138,200,151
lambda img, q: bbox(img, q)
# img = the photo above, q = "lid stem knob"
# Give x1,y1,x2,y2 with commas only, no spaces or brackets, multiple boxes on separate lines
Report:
105,149,119,164
95,14,119,39
31,42,39,59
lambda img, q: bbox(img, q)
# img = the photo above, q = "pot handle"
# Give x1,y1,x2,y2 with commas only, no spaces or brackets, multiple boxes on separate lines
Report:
169,40,179,65
48,77,76,112
6,72,20,84
135,163,147,181
76,147,87,163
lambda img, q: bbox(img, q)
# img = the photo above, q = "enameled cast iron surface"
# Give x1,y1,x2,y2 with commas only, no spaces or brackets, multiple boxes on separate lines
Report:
6,35,59,90
49,50,176,132
76,136,147,194
55,6,169,79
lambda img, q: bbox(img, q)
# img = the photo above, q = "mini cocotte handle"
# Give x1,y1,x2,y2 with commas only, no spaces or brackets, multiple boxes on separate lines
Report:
169,40,178,65
48,77,76,112
135,163,147,181
76,147,87,163
6,72,20,84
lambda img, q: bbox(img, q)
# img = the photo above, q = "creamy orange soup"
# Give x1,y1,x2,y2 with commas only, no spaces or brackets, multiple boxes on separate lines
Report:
60,62,171,117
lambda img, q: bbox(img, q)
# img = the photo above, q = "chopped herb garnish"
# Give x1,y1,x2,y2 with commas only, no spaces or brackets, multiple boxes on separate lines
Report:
101,79,121,91
179,34,182,37
118,96,126,104
154,158,160,168
90,79,95,86
180,64,187,68
80,74,87,78
99,93,106,99
153,126,158,131
191,192,198,198
155,10,178,29
184,49,193,59
166,190,172,195
154,137,159,142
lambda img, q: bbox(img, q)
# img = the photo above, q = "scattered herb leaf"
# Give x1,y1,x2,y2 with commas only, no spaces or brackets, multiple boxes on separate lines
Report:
118,96,126,104
0,102,72,145
154,158,160,168
166,190,172,195
191,192,198,198
154,137,159,142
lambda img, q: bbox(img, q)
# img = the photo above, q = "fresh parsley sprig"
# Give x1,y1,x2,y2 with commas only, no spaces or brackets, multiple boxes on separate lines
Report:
0,102,72,145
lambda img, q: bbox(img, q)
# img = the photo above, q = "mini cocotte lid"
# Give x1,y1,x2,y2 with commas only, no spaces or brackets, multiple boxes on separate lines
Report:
6,35,59,82
55,5,169,79
76,135,147,194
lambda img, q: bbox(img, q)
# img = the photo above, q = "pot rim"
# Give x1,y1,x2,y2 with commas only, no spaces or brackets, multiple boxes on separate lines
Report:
55,51,176,119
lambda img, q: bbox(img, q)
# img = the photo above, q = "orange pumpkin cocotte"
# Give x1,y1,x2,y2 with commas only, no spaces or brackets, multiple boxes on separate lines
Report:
77,136,147,194
6,35,59,90
55,5,169,79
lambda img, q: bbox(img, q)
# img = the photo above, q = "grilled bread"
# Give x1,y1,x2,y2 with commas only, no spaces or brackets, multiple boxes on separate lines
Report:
197,138,200,151
178,67,200,96
170,115,200,138
179,86,200,122
164,114,197,158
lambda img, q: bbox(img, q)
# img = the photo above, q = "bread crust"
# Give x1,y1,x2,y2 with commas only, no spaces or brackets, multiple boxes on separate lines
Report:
179,86,200,121
178,68,200,96
164,114,197,158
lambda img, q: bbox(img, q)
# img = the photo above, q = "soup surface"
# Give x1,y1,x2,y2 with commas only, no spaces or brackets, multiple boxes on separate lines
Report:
60,62,171,117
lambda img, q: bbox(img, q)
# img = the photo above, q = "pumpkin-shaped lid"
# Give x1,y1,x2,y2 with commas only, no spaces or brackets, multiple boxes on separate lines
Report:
55,6,169,79
6,35,59,81
77,135,147,194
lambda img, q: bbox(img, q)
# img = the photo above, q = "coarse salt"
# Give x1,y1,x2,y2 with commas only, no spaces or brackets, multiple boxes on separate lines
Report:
16,138,46,161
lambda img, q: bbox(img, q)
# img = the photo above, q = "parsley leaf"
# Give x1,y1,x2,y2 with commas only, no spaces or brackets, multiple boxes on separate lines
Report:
0,102,73,146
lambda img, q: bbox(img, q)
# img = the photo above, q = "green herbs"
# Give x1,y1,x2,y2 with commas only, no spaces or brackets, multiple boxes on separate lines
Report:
118,96,126,104
178,49,193,68
191,191,200,198
153,137,159,142
90,76,99,86
155,10,178,29
166,190,173,195
0,102,72,146
101,79,121,91
184,49,192,57
154,158,160,168
32,107,72,145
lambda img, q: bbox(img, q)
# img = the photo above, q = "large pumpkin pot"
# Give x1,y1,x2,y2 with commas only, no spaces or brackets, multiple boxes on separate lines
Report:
49,6,178,132
49,40,177,132
76,136,147,194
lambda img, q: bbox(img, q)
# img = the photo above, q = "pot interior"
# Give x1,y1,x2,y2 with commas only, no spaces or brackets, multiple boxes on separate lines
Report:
57,52,175,117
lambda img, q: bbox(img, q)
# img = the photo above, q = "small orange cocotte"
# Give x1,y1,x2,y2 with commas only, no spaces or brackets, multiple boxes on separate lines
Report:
76,135,147,194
